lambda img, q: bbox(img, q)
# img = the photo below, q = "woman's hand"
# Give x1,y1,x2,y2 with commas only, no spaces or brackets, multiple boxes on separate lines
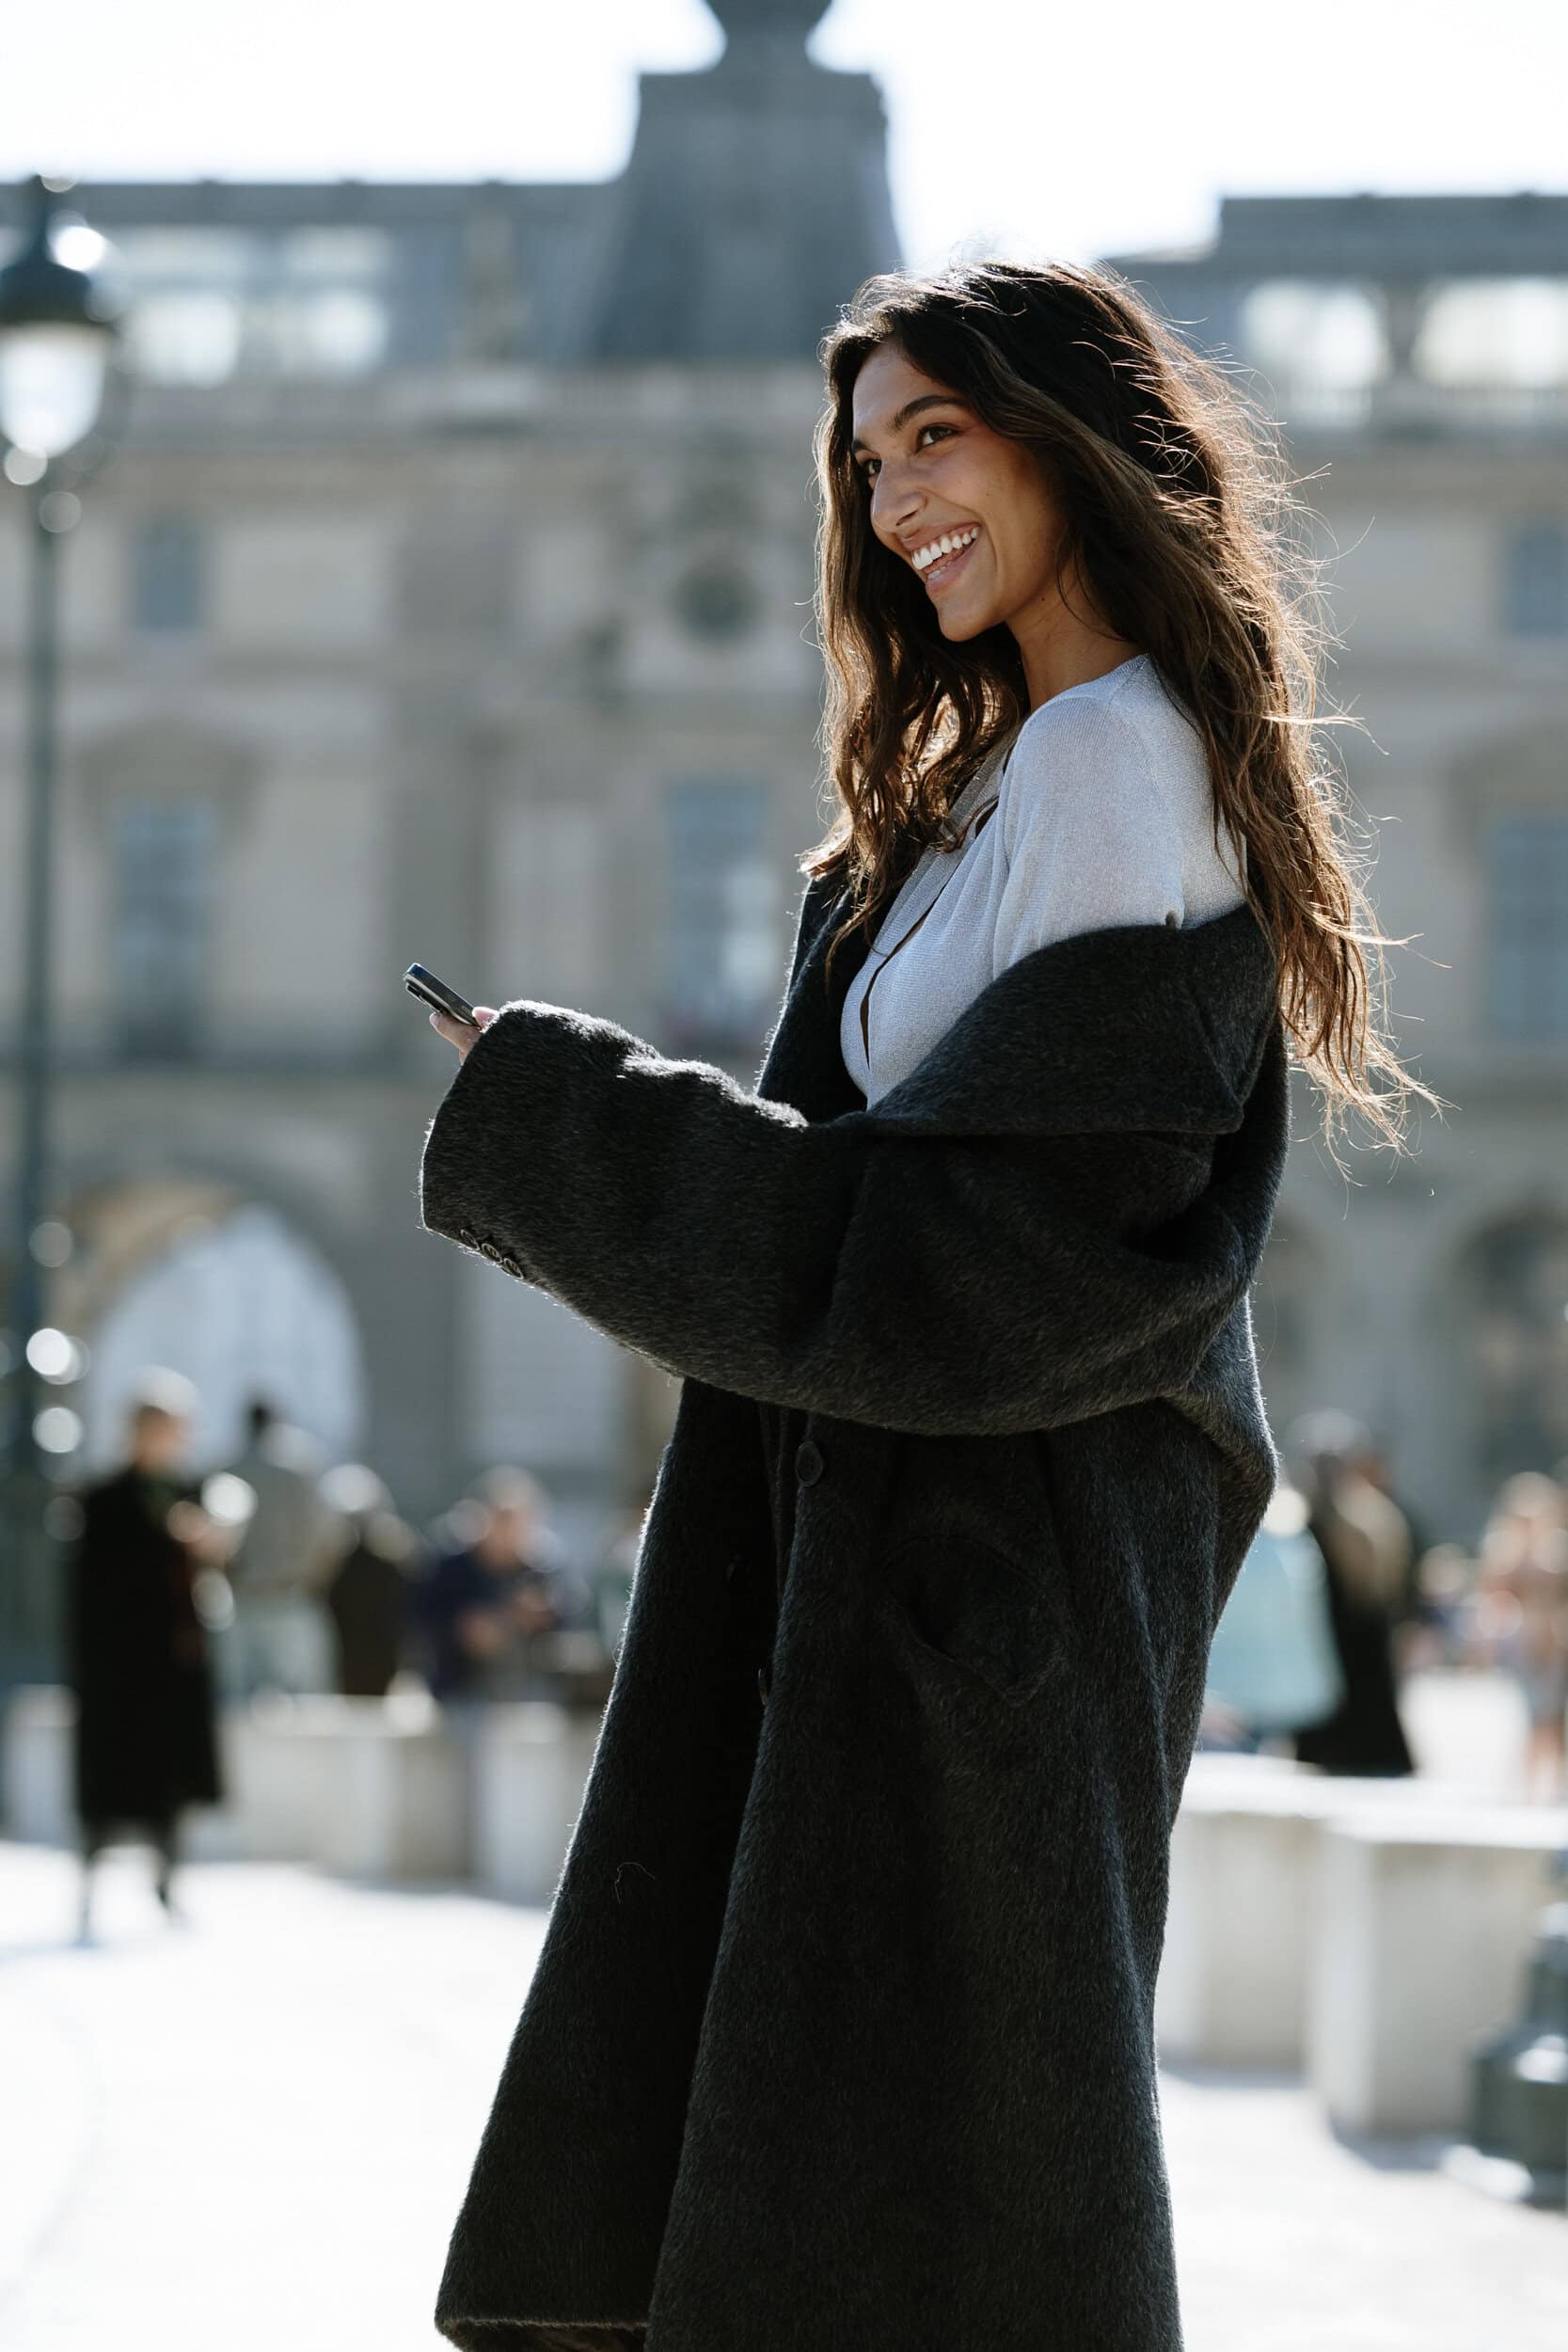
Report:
431,1006,498,1063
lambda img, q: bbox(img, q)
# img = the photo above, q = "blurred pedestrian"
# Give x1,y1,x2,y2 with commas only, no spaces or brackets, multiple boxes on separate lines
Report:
415,1466,591,1707
1287,1410,1416,1777
1200,1475,1344,1752
1472,1470,1568,1804
319,1463,423,1698
414,1467,592,1870
220,1396,342,1699
1358,1438,1442,1669
1413,1542,1480,1668
67,1370,225,1938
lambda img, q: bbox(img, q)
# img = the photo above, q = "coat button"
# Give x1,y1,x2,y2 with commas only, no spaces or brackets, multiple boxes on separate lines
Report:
757,1663,770,1708
794,1438,824,1485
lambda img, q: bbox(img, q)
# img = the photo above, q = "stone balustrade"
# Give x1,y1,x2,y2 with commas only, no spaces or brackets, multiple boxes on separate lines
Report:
0,1683,586,1888
8,1679,1567,2155
1307,1807,1568,2137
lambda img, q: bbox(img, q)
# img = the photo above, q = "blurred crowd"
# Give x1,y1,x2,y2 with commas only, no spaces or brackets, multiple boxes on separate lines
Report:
61,1368,649,1932
1199,1407,1568,1808
55,1370,1568,1933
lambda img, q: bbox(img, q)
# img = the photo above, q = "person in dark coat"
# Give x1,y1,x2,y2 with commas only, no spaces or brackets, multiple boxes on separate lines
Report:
319,1462,423,1697
414,1467,592,1706
415,259,1440,2352
413,1467,594,1871
68,1370,224,1937
1287,1409,1417,1778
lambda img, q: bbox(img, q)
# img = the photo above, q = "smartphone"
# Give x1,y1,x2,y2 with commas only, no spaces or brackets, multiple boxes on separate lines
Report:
404,961,479,1028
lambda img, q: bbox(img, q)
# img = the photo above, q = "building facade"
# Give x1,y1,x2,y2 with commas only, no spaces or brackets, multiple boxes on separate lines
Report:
1103,195,1568,1544
1,12,1563,1579
0,0,897,1574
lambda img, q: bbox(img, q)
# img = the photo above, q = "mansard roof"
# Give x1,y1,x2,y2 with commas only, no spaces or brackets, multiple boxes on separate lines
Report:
0,5,898,367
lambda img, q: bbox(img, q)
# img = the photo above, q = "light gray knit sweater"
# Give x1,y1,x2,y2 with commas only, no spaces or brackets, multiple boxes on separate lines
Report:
840,651,1249,1104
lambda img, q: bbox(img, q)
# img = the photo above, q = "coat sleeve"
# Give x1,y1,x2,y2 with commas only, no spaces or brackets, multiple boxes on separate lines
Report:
418,994,1262,1439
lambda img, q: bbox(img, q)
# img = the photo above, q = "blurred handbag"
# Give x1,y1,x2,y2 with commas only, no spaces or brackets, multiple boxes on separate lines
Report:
1206,1486,1345,1735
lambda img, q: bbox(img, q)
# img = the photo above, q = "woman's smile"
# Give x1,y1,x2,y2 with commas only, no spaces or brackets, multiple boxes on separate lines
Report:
921,530,982,594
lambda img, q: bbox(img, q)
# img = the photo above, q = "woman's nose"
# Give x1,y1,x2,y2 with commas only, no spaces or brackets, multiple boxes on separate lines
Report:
872,486,920,551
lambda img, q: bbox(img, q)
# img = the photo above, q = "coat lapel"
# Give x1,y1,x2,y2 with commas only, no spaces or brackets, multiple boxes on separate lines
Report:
865,897,1278,1139
754,877,869,1122
757,870,1277,1144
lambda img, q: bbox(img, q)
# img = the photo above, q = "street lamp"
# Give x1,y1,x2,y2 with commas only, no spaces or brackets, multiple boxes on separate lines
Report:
0,173,129,1673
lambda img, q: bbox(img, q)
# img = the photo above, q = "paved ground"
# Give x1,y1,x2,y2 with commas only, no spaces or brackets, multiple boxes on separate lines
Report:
1,1830,1564,2352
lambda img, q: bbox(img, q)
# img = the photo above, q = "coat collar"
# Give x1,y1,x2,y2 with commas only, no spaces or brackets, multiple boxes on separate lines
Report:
758,876,1280,1140
755,875,875,1123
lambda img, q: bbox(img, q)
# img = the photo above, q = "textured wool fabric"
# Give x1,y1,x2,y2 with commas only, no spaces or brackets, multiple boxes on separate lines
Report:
840,653,1249,1104
418,872,1291,2352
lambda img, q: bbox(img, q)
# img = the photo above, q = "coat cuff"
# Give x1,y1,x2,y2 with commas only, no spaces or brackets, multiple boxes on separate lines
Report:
418,998,632,1293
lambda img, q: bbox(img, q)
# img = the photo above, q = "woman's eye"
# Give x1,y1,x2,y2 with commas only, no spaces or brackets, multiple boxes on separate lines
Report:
858,421,955,482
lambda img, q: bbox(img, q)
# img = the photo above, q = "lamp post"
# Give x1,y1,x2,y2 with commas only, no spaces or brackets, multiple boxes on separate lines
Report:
0,173,128,1674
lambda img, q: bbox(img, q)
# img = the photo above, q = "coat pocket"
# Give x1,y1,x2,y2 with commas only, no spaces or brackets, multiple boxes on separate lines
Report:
873,1529,1064,1708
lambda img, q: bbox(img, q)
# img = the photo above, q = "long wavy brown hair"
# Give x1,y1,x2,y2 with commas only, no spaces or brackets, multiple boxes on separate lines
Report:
805,259,1445,1165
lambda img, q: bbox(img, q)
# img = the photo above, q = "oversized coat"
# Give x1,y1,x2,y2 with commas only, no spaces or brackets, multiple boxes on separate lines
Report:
418,873,1291,2352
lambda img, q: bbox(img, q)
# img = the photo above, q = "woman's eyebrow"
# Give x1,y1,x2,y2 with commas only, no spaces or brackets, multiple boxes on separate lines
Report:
850,394,967,455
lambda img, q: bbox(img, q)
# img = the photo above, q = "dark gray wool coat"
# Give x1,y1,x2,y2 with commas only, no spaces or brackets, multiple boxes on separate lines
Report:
418,870,1291,2352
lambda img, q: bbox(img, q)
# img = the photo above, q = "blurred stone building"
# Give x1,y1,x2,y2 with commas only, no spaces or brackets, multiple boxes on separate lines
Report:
0,0,1563,1565
1104,195,1568,1544
0,0,897,1565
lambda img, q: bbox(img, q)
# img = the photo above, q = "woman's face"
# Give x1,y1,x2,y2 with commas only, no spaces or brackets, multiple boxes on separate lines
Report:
849,340,1069,644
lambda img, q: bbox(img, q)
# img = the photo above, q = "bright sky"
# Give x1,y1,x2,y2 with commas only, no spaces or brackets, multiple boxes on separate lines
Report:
5,0,1563,271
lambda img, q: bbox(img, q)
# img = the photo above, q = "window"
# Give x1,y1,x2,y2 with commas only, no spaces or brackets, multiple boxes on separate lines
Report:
131,515,204,633
118,231,255,388
1502,522,1568,640
1238,281,1388,391
278,228,391,280
124,292,244,388
117,229,265,280
663,781,781,1052
115,223,391,383
112,800,219,1059
674,561,758,643
1487,814,1568,1042
1414,278,1568,389
255,286,389,374
1460,1216,1568,1486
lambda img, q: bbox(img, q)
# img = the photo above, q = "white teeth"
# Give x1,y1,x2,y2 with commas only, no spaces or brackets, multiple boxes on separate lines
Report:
914,526,978,573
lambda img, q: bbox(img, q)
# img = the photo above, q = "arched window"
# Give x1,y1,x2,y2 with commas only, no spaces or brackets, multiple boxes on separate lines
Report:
81,1200,366,1472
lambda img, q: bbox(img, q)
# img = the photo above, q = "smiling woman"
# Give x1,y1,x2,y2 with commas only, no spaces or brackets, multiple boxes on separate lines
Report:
415,255,1431,2352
